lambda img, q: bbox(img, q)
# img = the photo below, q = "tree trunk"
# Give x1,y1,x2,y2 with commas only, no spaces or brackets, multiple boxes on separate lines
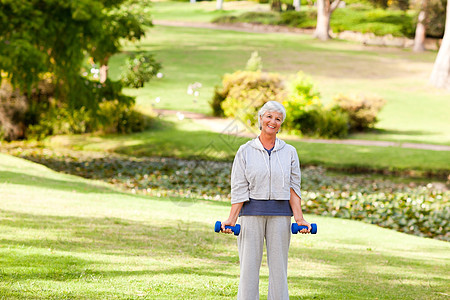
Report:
293,0,301,11
413,0,427,52
429,0,450,89
99,65,108,83
314,0,340,41
216,0,223,10
271,0,282,11
99,56,110,83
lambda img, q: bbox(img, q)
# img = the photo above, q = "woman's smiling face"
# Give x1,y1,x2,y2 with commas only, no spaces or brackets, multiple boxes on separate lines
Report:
260,111,283,135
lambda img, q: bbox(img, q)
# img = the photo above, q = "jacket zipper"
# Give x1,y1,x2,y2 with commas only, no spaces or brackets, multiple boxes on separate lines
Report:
268,152,271,200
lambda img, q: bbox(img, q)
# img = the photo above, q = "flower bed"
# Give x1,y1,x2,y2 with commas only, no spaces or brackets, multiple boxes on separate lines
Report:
6,147,448,241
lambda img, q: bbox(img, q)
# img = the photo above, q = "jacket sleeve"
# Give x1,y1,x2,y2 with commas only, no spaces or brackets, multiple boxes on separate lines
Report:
290,148,302,198
230,146,250,204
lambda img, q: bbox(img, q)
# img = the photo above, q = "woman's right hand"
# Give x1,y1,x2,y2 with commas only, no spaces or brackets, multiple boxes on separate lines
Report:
221,218,236,234
221,202,243,234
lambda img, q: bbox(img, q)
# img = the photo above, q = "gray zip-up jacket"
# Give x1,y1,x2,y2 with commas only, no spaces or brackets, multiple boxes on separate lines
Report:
231,137,302,204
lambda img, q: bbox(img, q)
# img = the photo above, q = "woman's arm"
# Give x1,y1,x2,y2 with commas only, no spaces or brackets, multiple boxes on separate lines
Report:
289,188,311,233
221,203,244,234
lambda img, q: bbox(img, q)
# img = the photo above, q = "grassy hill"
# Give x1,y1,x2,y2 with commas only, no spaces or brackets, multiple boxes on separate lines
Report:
0,153,449,299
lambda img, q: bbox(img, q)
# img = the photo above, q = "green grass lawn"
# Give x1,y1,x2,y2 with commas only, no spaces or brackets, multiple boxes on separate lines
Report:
110,23,450,145
45,116,450,178
1,153,449,299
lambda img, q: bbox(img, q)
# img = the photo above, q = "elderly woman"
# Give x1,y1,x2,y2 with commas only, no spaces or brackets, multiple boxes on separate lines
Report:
221,101,311,300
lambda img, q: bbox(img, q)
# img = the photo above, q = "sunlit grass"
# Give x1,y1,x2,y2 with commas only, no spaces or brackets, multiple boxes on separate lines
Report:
1,154,449,299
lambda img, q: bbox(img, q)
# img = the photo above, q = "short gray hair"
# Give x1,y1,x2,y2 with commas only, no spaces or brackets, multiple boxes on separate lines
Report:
257,101,286,130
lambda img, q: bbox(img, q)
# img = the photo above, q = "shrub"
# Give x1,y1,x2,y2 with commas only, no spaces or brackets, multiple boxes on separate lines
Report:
1,74,151,140
278,10,317,28
97,100,152,134
233,11,279,25
213,71,287,125
284,99,349,138
332,93,386,131
283,72,349,138
120,52,162,89
211,15,238,24
245,51,263,72
27,104,93,140
210,86,227,117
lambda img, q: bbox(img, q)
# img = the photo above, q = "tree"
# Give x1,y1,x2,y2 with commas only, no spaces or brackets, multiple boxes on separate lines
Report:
414,0,428,52
0,0,152,106
314,0,341,40
429,0,450,89
216,0,224,10
0,0,153,139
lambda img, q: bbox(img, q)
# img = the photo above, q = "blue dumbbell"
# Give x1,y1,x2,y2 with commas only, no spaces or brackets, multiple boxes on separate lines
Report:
292,223,317,234
214,221,241,236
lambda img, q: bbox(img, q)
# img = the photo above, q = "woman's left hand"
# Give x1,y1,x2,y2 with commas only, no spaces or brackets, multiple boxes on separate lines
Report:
295,217,311,234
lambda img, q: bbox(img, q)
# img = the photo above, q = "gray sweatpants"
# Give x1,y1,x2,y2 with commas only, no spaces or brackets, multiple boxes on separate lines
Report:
237,215,291,300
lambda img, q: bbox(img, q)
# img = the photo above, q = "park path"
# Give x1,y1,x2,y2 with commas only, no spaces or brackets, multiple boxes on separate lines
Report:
154,109,450,151
153,20,316,35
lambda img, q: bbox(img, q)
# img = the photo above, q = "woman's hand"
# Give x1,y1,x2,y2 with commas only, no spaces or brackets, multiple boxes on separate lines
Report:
295,217,312,234
221,218,236,234
221,202,243,234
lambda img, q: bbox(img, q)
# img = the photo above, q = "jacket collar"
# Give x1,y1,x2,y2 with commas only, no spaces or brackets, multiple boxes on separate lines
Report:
251,136,286,152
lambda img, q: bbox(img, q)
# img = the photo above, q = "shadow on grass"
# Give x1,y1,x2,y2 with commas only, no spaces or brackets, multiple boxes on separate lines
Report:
1,209,448,299
286,246,449,299
0,209,237,263
364,128,439,137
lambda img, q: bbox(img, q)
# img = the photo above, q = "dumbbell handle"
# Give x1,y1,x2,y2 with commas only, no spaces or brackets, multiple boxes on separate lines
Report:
292,223,317,234
214,221,241,236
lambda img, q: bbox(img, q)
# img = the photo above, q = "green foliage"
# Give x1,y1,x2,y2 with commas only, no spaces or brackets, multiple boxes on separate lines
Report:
1,75,142,140
0,0,150,93
245,51,263,72
425,0,447,38
97,100,153,134
121,52,162,88
283,73,349,138
213,7,417,38
332,8,416,37
0,0,153,139
210,86,227,117
216,71,287,125
27,100,151,140
27,105,93,140
332,93,386,131
277,10,317,28
213,11,279,25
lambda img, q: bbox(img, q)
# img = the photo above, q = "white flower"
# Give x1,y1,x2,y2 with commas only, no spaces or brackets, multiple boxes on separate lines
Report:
187,87,193,95
194,91,199,97
156,72,163,78
155,97,161,103
176,112,185,120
